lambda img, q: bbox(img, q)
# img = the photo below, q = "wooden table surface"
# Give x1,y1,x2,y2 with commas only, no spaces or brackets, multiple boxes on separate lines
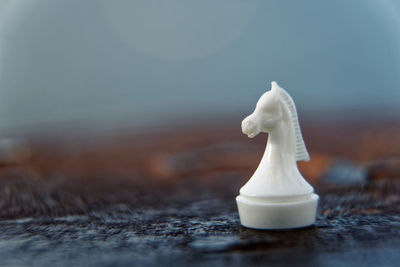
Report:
0,119,399,266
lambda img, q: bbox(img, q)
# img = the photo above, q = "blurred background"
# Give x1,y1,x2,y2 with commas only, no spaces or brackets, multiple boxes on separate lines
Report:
0,1,400,265
0,0,399,134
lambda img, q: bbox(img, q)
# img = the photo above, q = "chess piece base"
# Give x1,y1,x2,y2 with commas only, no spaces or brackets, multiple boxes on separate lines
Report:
236,193,319,230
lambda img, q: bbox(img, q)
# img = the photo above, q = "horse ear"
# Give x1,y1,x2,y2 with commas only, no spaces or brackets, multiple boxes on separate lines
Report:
270,81,280,94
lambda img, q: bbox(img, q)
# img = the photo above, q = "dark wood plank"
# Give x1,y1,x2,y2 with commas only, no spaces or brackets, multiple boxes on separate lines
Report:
0,119,399,266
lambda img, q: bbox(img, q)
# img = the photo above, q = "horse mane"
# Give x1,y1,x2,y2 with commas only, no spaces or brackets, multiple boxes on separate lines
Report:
277,85,310,162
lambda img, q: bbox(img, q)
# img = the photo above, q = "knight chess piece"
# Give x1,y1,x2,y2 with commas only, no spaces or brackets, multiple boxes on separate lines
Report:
236,81,319,230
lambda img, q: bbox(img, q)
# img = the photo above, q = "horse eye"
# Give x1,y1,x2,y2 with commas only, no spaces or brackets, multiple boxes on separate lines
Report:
260,105,272,113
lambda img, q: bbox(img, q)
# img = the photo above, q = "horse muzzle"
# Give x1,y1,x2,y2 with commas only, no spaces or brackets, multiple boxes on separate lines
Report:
241,116,259,138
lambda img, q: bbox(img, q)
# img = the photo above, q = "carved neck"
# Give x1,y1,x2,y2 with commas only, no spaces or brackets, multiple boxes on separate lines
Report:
265,120,295,165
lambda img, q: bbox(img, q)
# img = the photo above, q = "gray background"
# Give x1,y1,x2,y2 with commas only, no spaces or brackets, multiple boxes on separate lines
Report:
0,0,399,131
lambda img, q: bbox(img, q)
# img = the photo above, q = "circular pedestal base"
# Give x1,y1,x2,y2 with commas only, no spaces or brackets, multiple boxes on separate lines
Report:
236,194,319,230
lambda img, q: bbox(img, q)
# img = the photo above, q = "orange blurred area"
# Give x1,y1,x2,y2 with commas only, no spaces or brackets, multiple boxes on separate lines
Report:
0,119,398,185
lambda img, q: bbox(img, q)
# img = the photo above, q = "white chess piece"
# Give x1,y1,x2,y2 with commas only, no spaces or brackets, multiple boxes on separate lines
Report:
236,81,319,229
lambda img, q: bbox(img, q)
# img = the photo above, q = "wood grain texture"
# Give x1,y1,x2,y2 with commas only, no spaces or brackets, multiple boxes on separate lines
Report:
0,119,399,266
